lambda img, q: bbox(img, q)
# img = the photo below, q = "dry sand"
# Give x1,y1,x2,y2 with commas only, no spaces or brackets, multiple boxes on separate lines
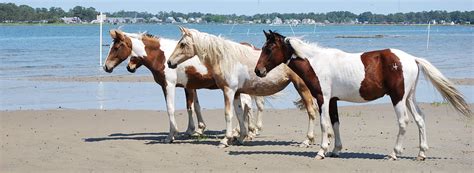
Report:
1,104,473,172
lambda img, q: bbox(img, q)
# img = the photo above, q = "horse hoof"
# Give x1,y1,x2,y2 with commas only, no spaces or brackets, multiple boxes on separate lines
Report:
315,154,325,160
385,154,397,161
416,156,426,161
191,131,203,137
218,143,228,148
299,140,310,148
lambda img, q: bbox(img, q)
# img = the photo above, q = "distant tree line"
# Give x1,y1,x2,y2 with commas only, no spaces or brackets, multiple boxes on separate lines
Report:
1,3,473,24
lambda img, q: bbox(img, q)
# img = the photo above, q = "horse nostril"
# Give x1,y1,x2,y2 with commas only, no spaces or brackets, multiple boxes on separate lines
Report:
255,68,261,76
127,66,135,73
167,61,177,69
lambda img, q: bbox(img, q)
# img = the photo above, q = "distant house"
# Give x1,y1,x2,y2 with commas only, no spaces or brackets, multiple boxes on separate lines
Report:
165,17,176,23
176,17,188,23
61,17,82,24
149,17,161,23
132,18,146,23
106,17,131,24
272,17,283,25
90,14,106,24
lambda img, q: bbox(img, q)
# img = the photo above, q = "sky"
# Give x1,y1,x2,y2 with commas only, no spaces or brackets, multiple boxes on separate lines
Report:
6,0,474,15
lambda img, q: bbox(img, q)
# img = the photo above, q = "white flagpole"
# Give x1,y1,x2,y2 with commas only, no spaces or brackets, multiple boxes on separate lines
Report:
426,20,431,50
99,12,103,67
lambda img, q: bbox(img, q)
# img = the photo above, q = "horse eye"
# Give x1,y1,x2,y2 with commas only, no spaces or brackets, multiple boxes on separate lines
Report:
180,43,186,48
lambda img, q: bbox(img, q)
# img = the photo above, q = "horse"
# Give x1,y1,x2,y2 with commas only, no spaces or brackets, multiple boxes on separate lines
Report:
103,29,265,142
255,30,472,160
167,27,319,148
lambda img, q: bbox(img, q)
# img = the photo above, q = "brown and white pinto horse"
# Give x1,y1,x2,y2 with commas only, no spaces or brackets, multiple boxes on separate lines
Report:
255,30,471,160
103,29,265,142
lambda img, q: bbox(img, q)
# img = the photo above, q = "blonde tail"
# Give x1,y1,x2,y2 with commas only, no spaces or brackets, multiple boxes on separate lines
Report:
415,58,472,117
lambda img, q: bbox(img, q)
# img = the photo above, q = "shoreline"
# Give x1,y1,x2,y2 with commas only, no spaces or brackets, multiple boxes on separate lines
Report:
1,103,472,172
24,75,474,86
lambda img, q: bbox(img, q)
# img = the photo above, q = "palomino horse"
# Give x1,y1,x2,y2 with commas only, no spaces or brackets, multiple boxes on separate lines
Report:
103,29,265,142
167,27,319,148
255,30,471,160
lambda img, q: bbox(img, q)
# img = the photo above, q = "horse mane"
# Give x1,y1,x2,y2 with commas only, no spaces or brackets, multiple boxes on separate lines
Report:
188,29,258,77
285,36,345,60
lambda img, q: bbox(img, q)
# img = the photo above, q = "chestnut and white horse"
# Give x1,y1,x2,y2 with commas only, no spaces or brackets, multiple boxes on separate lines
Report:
103,29,265,142
255,30,471,160
167,27,319,147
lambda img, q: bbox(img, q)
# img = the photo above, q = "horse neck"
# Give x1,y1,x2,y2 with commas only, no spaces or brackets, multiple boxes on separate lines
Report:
192,33,258,72
140,38,167,74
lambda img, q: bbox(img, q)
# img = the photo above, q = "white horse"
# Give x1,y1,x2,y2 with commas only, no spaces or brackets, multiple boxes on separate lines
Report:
167,27,319,147
103,29,265,142
255,30,471,160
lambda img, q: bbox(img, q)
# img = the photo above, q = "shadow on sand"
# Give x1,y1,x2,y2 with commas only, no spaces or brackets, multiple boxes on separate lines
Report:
84,130,300,147
228,150,453,160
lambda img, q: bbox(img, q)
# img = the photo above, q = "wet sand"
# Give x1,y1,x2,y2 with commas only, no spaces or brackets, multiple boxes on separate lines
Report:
1,104,472,172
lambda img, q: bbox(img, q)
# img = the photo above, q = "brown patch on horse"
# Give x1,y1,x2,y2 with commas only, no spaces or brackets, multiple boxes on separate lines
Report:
184,66,219,89
240,42,261,51
359,49,404,105
139,37,167,87
287,58,324,112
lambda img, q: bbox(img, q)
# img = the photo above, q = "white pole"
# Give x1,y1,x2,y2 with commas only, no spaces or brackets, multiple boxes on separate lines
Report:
426,20,431,50
99,12,103,67
289,24,295,36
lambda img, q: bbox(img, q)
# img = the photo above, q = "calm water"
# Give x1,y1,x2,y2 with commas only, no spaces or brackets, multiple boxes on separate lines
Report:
0,24,473,110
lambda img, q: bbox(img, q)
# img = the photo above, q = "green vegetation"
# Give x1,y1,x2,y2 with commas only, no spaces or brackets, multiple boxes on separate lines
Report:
430,101,448,107
1,3,473,24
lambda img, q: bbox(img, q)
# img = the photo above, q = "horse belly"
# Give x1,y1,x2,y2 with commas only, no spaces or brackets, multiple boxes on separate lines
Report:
327,56,368,103
177,65,218,89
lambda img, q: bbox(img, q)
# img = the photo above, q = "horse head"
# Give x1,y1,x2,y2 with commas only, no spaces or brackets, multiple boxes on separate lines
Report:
255,30,294,77
103,29,132,73
167,26,197,69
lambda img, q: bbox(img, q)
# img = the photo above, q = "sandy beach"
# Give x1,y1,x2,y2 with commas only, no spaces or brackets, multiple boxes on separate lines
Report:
1,103,472,172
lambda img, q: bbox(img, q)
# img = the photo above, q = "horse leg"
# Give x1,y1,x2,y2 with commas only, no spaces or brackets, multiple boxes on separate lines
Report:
254,96,265,135
328,98,342,157
218,87,237,148
239,94,256,139
406,90,428,161
163,85,179,143
387,99,409,160
290,80,317,147
192,90,206,136
184,89,196,136
316,98,331,160
232,93,249,144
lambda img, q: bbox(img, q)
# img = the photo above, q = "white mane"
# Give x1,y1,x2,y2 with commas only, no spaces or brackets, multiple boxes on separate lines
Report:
187,29,259,77
285,37,346,60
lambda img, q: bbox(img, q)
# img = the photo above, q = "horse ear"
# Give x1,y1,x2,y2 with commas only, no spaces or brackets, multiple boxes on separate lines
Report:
263,30,270,39
115,30,125,40
178,26,184,34
269,30,273,34
182,27,191,36
110,29,117,39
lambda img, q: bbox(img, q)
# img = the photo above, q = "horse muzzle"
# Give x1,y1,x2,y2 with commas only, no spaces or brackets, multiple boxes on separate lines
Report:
127,65,136,73
255,67,267,78
103,65,113,73
167,60,177,69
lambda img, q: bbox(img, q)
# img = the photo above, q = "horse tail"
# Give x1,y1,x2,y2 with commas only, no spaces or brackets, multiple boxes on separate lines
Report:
293,99,306,110
415,57,472,117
